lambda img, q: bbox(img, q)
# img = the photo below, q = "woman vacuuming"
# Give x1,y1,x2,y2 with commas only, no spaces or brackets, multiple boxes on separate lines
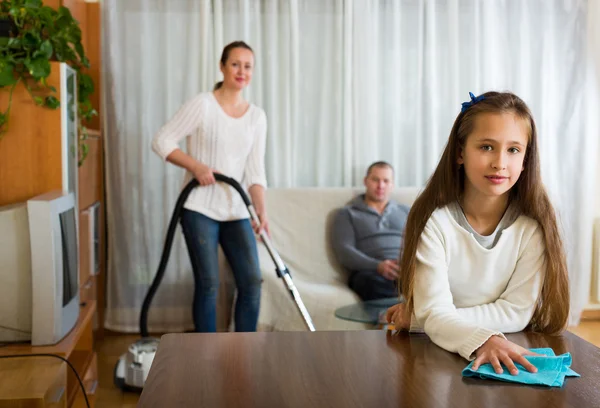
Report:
152,41,269,333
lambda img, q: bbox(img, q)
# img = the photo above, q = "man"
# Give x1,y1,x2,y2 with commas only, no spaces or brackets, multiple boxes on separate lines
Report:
331,161,410,301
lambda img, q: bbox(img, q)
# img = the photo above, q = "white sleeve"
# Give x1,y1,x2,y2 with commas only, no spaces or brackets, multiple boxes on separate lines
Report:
242,110,268,188
413,221,504,361
151,95,205,161
455,225,545,332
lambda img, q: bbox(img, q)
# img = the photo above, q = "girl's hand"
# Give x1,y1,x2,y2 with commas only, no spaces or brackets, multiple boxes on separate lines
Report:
252,212,270,237
193,162,216,186
385,303,410,330
472,335,541,375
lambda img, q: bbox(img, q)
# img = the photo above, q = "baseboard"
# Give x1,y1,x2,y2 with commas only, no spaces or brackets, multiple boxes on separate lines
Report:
581,309,600,320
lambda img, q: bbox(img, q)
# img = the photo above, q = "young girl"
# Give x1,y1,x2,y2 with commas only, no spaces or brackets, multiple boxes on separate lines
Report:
152,41,268,333
386,91,570,376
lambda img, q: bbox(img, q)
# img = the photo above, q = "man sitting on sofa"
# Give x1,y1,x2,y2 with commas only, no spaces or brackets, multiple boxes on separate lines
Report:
331,161,410,301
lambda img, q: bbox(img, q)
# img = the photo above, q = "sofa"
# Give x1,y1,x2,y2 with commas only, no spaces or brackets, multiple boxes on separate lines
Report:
216,187,422,332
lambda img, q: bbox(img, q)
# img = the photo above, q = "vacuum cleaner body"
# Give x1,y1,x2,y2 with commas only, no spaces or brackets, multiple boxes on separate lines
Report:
114,175,315,391
114,337,159,391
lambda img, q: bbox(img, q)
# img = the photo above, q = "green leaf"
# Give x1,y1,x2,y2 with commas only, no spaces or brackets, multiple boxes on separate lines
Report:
55,15,71,30
77,73,94,100
7,37,21,48
0,61,17,86
53,46,63,61
78,142,89,167
0,113,7,137
25,56,50,78
53,46,76,62
33,96,43,105
45,95,60,109
58,6,73,20
9,7,20,18
39,39,52,59
0,37,9,48
22,31,40,48
65,32,81,45
25,0,42,8
75,42,85,60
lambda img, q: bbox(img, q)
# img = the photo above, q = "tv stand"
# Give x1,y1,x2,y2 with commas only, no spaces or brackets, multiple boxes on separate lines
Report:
0,300,98,407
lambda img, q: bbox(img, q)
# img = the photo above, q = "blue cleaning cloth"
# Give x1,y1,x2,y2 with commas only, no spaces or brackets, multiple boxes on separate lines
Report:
462,348,580,387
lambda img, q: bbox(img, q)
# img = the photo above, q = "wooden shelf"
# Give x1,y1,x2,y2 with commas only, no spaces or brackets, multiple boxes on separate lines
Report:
0,356,67,408
0,300,97,358
67,349,98,408
66,350,95,407
71,353,98,408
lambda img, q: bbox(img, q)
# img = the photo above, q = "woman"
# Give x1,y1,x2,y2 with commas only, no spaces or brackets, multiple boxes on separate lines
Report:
152,41,268,332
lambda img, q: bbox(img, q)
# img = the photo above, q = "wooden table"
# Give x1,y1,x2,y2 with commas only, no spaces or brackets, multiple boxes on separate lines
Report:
138,330,600,408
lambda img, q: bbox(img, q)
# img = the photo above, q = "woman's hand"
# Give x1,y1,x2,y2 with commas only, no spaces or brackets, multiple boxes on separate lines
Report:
192,162,217,186
385,303,410,330
252,212,270,237
472,335,541,375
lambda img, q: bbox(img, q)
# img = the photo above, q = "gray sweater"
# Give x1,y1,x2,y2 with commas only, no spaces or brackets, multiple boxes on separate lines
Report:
331,195,410,273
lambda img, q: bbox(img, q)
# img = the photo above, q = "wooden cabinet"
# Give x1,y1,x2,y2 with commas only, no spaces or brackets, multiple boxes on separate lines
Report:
0,301,98,407
0,62,69,207
0,356,67,408
78,131,105,335
0,2,104,407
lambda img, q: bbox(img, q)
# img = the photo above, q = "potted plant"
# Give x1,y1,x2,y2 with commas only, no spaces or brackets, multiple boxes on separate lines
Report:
0,0,97,165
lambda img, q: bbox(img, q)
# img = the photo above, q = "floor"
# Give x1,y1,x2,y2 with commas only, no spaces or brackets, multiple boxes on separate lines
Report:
567,320,600,347
95,321,600,408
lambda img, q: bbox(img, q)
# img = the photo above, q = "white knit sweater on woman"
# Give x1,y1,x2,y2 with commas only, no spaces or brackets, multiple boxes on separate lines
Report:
152,92,267,221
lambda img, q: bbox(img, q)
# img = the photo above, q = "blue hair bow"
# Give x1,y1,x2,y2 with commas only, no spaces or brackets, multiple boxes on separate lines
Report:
461,92,485,112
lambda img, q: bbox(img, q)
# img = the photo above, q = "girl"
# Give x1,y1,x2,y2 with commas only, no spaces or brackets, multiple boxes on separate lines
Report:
152,41,268,333
386,91,570,375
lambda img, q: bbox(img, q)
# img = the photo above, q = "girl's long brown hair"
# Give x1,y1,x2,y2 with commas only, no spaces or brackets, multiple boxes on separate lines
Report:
400,91,569,335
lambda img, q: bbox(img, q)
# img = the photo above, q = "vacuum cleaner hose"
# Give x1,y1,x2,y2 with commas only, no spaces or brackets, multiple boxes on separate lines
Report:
139,173,247,338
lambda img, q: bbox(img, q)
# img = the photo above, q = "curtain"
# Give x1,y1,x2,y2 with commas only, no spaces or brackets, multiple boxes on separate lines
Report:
102,0,600,332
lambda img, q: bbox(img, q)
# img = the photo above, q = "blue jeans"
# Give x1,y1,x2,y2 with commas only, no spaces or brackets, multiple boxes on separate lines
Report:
348,271,399,301
180,209,262,332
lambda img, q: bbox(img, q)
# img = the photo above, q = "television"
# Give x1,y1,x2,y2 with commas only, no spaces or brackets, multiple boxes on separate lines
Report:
0,191,79,346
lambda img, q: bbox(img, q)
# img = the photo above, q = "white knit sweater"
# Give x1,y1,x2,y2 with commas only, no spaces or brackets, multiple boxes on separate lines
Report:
152,92,267,221
410,206,546,361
